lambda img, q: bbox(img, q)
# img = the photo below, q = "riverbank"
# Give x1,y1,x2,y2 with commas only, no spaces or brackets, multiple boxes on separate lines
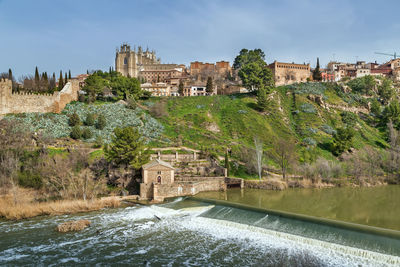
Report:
0,188,121,220
243,176,388,190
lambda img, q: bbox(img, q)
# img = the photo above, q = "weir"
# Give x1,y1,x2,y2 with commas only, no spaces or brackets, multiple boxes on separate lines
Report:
1,198,400,266
188,196,400,240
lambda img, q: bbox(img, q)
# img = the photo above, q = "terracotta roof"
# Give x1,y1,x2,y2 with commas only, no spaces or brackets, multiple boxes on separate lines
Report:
142,159,174,170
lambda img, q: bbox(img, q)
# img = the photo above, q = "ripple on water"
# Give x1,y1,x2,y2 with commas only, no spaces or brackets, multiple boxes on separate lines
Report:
0,203,399,266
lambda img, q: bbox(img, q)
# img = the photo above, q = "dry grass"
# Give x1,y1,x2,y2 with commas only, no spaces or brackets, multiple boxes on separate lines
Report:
245,178,288,190
56,219,91,232
0,188,120,220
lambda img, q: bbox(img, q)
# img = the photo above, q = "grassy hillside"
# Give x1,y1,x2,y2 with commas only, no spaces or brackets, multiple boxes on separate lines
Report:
4,82,390,179
148,82,387,171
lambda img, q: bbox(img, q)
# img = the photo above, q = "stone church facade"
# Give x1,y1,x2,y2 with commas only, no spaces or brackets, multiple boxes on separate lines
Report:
115,43,183,82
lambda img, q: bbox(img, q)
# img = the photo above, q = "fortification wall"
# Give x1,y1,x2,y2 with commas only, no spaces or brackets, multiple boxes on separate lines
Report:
0,79,79,115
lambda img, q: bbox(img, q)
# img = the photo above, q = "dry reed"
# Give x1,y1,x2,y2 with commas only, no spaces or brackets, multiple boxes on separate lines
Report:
56,219,91,232
0,188,120,220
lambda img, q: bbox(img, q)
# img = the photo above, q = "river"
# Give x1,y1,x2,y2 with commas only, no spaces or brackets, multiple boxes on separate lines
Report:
196,185,400,231
0,186,399,266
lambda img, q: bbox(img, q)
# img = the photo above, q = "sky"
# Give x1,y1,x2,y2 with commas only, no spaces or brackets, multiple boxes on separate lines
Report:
0,0,399,79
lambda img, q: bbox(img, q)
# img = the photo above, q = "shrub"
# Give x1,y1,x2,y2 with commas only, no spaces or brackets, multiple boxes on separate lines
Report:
78,94,85,102
68,113,81,126
341,112,358,127
93,135,103,148
70,126,82,139
140,90,152,100
18,171,43,189
307,127,318,134
96,114,106,130
321,124,337,135
85,113,95,126
82,128,93,140
300,103,316,114
126,96,137,109
330,127,354,156
303,137,317,146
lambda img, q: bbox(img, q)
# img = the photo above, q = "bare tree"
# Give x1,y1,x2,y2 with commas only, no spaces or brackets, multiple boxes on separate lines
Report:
383,121,400,179
274,139,296,180
254,137,263,180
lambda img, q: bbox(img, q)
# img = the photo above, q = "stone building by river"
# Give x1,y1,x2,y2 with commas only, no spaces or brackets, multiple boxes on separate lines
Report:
139,149,243,202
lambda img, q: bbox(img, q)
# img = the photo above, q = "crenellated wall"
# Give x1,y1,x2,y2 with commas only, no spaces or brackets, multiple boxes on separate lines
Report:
0,78,79,115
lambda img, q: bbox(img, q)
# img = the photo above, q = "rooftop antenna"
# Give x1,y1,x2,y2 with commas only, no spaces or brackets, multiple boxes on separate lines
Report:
375,51,398,60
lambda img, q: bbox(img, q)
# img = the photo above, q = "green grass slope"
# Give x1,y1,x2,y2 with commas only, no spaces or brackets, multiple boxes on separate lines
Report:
150,83,387,168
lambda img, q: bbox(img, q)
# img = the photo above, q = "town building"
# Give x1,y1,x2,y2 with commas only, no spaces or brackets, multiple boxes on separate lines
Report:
267,61,311,86
190,61,232,78
321,71,335,82
141,82,171,96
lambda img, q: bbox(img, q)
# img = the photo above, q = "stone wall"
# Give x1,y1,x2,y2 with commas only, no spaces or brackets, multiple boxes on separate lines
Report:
150,152,200,162
0,78,79,115
152,178,226,202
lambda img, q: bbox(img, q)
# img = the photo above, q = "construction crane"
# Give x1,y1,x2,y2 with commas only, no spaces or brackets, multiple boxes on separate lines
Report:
375,52,398,59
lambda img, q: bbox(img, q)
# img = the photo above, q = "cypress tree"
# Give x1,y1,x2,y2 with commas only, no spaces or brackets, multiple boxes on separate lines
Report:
206,76,213,94
68,70,71,79
313,57,322,81
65,72,68,84
87,70,89,74
109,66,112,74
8,68,12,81
178,80,184,96
59,71,64,89
50,72,56,90
34,66,40,87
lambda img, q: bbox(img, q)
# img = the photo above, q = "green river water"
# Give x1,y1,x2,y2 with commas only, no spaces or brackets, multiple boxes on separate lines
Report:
0,186,399,266
196,185,400,231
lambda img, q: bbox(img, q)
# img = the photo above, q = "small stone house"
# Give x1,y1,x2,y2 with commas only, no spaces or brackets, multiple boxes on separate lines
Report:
140,159,175,199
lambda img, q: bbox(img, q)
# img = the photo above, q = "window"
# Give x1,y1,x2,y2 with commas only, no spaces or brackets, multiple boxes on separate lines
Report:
157,171,161,175
123,57,127,65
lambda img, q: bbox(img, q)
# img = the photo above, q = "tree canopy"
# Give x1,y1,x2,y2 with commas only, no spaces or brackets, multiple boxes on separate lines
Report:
82,71,142,102
348,75,376,95
233,48,266,69
238,62,274,91
330,127,354,156
105,127,149,169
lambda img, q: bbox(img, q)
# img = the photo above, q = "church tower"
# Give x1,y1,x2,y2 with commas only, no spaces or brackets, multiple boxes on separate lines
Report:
115,44,138,77
115,43,159,78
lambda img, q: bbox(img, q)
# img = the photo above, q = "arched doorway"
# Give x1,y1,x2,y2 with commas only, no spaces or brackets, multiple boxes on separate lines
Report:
157,176,161,183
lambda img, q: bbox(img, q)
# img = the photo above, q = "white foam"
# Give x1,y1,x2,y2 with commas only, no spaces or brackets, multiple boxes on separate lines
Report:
181,216,400,267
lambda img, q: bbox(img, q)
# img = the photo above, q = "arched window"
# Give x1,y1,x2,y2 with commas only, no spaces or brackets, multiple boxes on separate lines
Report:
124,57,127,65
157,176,161,183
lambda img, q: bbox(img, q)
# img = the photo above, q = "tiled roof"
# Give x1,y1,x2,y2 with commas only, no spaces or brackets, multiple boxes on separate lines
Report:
142,159,174,170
